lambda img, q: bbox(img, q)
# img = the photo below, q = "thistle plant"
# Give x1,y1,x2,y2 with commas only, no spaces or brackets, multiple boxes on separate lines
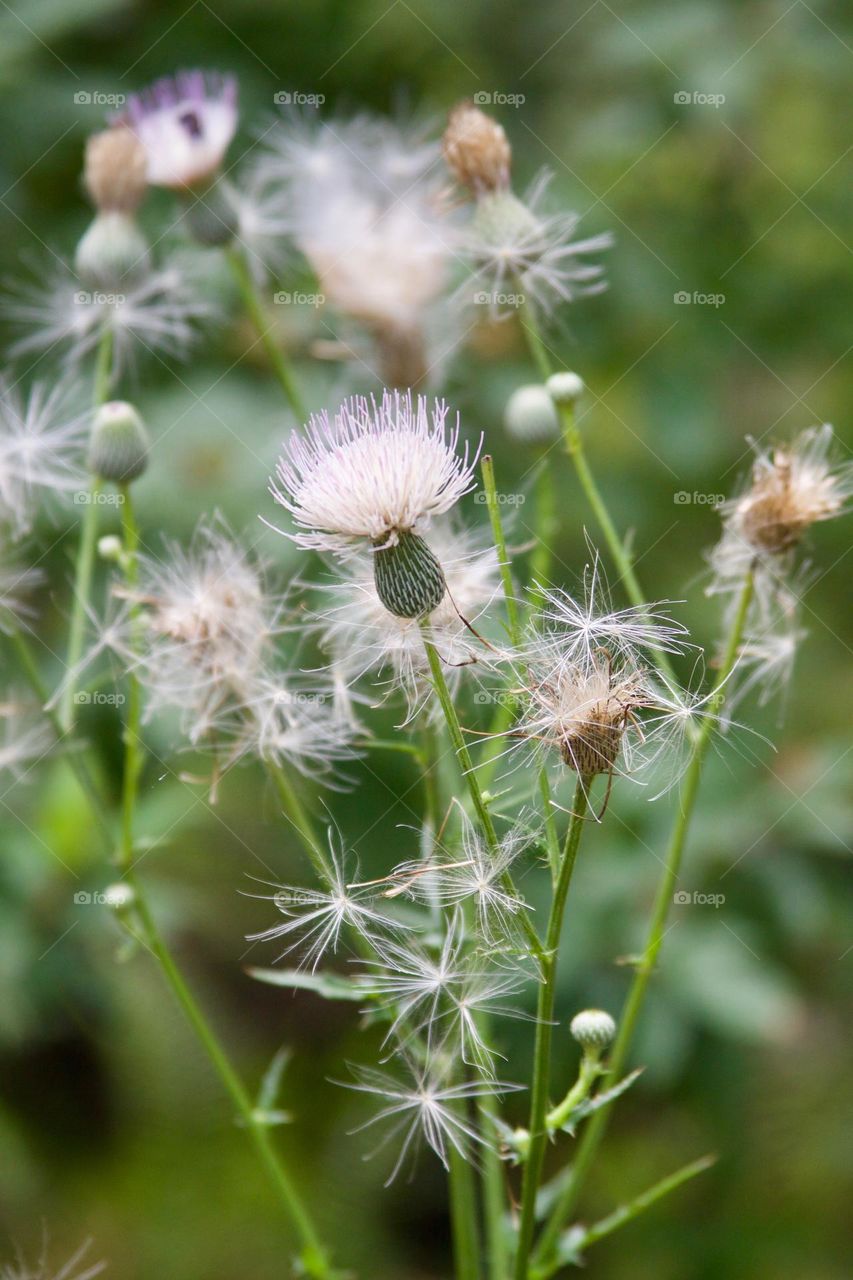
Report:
1,81,848,1280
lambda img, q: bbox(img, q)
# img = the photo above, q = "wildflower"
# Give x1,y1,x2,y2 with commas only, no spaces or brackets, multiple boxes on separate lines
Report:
504,384,560,443
271,391,481,619
311,521,500,722
343,1056,514,1183
248,832,407,970
443,102,611,320
546,370,584,406
74,128,150,287
0,378,87,538
258,113,456,386
236,673,357,780
121,70,238,191
6,260,214,377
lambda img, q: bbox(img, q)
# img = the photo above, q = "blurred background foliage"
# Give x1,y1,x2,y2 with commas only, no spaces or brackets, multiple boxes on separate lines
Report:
0,0,851,1277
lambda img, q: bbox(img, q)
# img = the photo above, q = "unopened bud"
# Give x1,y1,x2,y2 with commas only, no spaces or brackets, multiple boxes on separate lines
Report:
88,401,150,483
372,531,446,619
183,180,238,247
570,1008,616,1052
546,371,584,406
472,189,540,247
443,101,511,195
74,211,150,288
97,535,123,562
504,384,559,443
84,128,148,213
103,882,135,911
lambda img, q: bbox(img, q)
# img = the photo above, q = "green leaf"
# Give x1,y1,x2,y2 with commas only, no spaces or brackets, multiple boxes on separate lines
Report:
555,1068,644,1135
246,967,366,1001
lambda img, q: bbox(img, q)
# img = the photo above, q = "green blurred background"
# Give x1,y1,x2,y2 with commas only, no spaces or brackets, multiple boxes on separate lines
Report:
1,1,851,1276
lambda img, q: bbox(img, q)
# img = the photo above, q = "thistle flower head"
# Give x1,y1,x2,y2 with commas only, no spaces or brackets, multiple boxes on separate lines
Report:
442,100,512,195
343,1056,514,1184
87,400,149,483
461,171,612,319
121,70,238,190
0,378,87,538
258,113,455,384
570,1008,616,1051
236,673,358,780
135,521,276,741
273,392,479,553
83,127,148,213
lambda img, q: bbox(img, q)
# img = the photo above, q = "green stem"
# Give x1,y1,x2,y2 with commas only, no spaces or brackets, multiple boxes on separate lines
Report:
481,454,520,643
113,489,331,1274
513,780,588,1280
518,298,552,381
534,571,754,1266
227,246,307,422
266,758,333,884
6,628,113,851
93,324,114,405
448,1129,483,1280
545,1054,602,1133
528,462,555,606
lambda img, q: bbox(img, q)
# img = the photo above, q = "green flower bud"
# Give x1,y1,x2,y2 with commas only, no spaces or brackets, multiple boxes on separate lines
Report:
88,401,150,484
504,384,560,443
372,531,447,619
472,190,540,247
183,180,238,247
546,371,584,406
74,212,150,289
570,1008,616,1052
103,882,135,911
97,534,123,562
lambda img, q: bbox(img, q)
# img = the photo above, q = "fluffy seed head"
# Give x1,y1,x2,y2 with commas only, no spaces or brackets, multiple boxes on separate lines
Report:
83,128,148,213
443,101,512,195
271,391,481,555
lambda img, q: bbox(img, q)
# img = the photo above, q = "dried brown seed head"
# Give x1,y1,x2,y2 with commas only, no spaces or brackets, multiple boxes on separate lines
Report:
442,101,511,195
84,127,148,213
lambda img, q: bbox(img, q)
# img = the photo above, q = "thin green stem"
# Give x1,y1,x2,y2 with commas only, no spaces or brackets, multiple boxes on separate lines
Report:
112,489,331,1273
528,462,556,607
534,571,754,1265
545,1054,602,1133
6,628,113,851
518,299,552,381
93,324,114,405
513,780,588,1280
227,246,307,422
266,758,333,883
481,454,520,643
448,1113,483,1280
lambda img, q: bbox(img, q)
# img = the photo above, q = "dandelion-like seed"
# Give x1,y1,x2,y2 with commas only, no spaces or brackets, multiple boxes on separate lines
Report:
0,378,87,538
271,391,481,619
248,832,408,971
0,693,52,781
238,674,357,780
343,1056,514,1184
120,70,238,190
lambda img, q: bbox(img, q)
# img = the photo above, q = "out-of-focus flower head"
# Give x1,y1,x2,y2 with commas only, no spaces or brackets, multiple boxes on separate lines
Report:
0,377,87,538
120,70,238,190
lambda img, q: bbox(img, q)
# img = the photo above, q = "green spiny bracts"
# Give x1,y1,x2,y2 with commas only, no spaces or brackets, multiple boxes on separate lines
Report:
372,530,447,619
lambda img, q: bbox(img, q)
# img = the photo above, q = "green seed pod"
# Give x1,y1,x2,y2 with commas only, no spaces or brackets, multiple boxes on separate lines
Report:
504,384,560,443
570,1008,616,1052
88,401,150,483
472,189,540,247
372,531,447,619
74,212,150,289
184,181,238,247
